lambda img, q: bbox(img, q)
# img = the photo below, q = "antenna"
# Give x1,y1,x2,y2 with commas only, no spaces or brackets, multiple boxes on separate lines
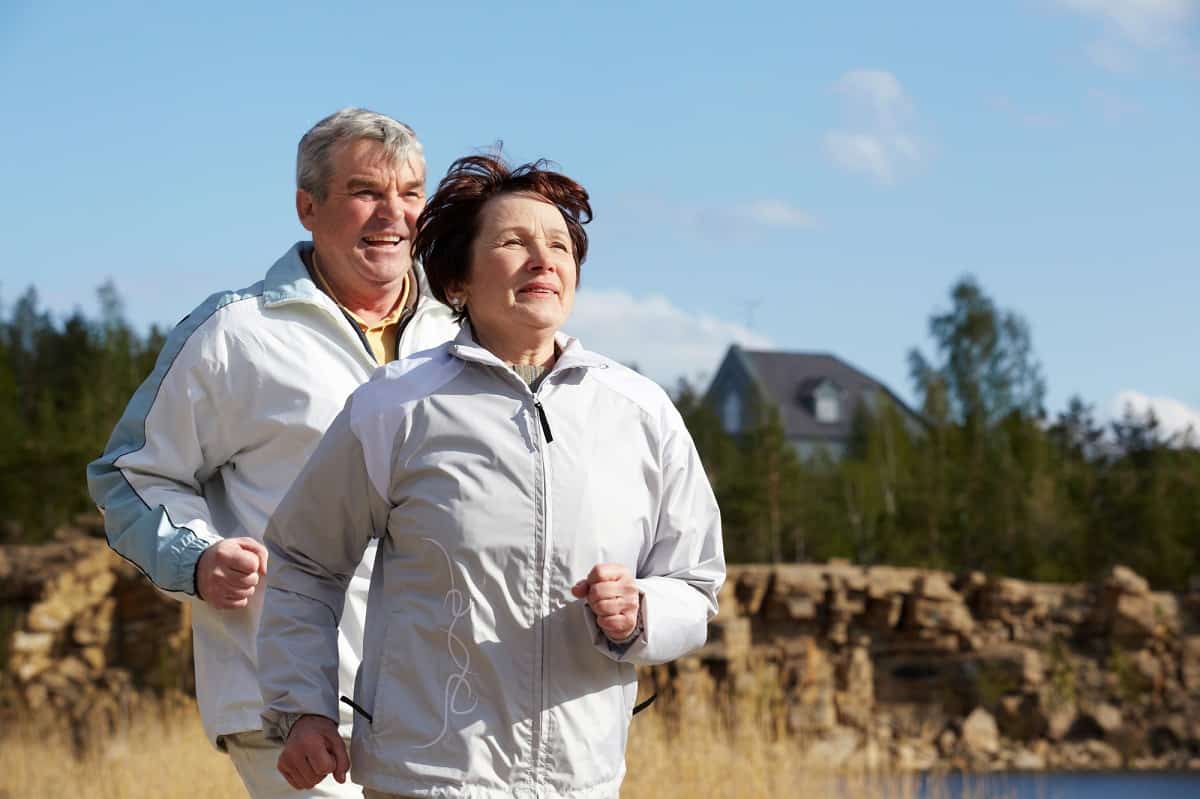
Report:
742,299,763,331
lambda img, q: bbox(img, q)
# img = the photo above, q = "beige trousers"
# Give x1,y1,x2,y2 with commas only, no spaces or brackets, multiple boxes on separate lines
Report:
221,729,361,799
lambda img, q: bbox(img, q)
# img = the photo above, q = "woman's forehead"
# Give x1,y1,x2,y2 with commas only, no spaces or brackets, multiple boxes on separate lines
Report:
479,193,567,230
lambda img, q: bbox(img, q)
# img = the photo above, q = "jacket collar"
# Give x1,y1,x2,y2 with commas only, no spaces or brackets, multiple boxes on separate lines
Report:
261,241,436,310
448,323,608,376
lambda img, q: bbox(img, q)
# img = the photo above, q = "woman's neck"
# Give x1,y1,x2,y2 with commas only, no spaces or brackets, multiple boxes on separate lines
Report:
472,325,557,367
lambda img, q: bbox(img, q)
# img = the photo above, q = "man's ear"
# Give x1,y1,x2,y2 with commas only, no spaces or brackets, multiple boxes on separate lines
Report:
296,189,317,232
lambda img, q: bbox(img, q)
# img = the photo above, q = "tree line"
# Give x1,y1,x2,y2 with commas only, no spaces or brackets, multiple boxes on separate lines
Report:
677,278,1199,591
1,278,1197,589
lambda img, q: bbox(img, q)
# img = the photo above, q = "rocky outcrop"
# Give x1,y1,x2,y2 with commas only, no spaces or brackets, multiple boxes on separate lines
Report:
646,561,1200,772
4,533,1199,771
1,531,192,750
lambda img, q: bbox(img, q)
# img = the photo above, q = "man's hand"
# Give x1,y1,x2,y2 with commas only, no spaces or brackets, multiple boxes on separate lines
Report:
571,563,641,643
195,538,268,609
277,714,348,790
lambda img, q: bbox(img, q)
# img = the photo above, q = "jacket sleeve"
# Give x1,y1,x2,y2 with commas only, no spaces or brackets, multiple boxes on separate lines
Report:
85,309,237,596
258,397,390,741
590,404,726,666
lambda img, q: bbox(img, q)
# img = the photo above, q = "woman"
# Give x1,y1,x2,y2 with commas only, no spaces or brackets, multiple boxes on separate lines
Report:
256,155,725,799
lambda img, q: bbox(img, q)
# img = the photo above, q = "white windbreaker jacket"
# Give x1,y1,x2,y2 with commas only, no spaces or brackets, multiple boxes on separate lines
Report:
258,326,725,798
86,242,459,744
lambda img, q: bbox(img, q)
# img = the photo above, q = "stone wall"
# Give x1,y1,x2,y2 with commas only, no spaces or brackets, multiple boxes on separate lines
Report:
644,561,1200,771
3,533,1199,770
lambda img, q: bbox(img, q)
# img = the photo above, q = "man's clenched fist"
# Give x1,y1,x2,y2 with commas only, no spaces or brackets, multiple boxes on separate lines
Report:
195,537,268,609
571,563,641,643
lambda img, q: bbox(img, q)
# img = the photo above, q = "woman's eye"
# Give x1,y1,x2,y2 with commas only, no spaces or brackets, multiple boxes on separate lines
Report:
551,241,570,251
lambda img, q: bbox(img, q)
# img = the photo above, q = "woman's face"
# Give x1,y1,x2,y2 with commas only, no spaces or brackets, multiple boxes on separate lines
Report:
459,192,577,345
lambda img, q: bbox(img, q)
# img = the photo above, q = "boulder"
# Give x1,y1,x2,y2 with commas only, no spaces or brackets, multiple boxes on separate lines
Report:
960,707,1000,756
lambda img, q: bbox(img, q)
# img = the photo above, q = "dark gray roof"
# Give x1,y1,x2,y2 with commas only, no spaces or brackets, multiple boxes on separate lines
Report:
737,348,918,442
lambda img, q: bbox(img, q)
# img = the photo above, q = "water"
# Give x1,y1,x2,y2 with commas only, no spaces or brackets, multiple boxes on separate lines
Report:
918,771,1200,799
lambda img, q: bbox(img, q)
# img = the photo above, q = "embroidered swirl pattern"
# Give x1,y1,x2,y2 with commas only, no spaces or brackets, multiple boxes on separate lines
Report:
413,537,477,749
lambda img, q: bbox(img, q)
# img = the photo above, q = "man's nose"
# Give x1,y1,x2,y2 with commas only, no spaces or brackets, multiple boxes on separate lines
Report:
375,191,406,223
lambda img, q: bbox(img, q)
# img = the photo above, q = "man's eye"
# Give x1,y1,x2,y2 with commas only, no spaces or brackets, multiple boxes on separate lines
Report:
354,190,377,198
551,241,570,251
502,238,522,246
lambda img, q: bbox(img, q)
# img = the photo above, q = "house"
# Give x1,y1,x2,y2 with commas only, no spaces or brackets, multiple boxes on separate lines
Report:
703,345,921,460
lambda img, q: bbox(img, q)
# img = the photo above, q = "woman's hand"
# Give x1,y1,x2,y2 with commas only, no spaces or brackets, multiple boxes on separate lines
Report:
277,714,348,789
572,563,641,643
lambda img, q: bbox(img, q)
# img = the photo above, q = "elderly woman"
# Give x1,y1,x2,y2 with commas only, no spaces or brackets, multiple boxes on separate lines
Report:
256,155,724,799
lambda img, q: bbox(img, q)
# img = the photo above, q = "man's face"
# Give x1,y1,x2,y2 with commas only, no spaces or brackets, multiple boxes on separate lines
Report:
297,138,426,293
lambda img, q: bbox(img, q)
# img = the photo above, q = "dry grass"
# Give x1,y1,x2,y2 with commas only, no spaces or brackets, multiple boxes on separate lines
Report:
0,702,1009,799
0,702,243,799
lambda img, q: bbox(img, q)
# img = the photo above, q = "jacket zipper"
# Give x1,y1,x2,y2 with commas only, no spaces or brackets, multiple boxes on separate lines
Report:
533,399,554,443
528,390,554,791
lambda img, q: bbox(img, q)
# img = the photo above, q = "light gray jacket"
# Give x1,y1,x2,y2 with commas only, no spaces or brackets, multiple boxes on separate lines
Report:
258,326,724,798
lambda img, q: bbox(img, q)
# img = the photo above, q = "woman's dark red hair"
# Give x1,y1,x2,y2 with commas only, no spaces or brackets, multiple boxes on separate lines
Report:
414,154,592,321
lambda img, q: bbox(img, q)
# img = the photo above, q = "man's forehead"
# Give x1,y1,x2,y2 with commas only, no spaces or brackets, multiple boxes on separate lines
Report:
333,138,424,182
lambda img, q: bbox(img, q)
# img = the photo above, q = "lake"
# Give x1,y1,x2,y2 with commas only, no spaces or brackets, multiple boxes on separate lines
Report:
918,771,1200,798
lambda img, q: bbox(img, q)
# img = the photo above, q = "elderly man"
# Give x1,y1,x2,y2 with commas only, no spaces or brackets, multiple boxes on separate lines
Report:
87,108,458,798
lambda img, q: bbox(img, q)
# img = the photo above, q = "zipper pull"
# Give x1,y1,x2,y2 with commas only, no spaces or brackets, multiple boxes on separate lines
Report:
533,399,554,444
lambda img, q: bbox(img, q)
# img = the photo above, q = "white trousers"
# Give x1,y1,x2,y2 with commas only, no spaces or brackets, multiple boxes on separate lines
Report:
222,730,363,799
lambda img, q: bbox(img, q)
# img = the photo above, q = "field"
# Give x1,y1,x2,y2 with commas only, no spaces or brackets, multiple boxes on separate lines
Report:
0,701,1003,799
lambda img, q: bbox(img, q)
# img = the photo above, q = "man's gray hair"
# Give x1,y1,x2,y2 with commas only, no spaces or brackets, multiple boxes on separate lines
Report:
296,108,424,201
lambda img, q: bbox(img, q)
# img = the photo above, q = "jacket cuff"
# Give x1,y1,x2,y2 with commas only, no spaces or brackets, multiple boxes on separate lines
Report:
175,529,220,597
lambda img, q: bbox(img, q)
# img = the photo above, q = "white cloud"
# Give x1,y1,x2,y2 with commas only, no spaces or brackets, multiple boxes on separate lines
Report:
988,95,1063,128
833,69,914,127
1087,87,1142,120
1054,0,1198,71
613,194,817,238
1110,390,1200,445
565,289,773,389
825,69,925,185
1057,0,1196,46
735,200,817,230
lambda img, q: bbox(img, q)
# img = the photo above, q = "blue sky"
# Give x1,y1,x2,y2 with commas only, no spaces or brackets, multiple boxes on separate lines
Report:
1,1,1197,433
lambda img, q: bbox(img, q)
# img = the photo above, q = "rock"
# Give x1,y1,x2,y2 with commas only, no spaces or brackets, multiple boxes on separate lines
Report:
804,726,861,769
1045,702,1077,741
865,565,919,598
1083,739,1123,769
1108,566,1149,597
9,630,54,655
937,727,958,756
706,616,750,659
728,565,772,616
1183,636,1200,692
788,640,837,734
1088,702,1123,736
835,642,875,729
80,646,106,672
27,597,74,633
916,573,960,603
1012,746,1046,770
961,707,1000,756
894,741,939,772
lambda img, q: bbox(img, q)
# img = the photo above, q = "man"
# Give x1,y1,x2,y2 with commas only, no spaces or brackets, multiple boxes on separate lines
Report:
87,108,459,798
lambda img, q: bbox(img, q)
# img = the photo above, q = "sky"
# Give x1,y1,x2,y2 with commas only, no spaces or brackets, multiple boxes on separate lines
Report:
1,1,1197,435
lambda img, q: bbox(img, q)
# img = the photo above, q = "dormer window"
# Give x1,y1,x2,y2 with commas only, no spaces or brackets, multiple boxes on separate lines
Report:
813,381,841,424
723,392,742,434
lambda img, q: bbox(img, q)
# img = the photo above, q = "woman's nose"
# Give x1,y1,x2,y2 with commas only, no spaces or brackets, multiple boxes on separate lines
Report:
527,240,557,271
